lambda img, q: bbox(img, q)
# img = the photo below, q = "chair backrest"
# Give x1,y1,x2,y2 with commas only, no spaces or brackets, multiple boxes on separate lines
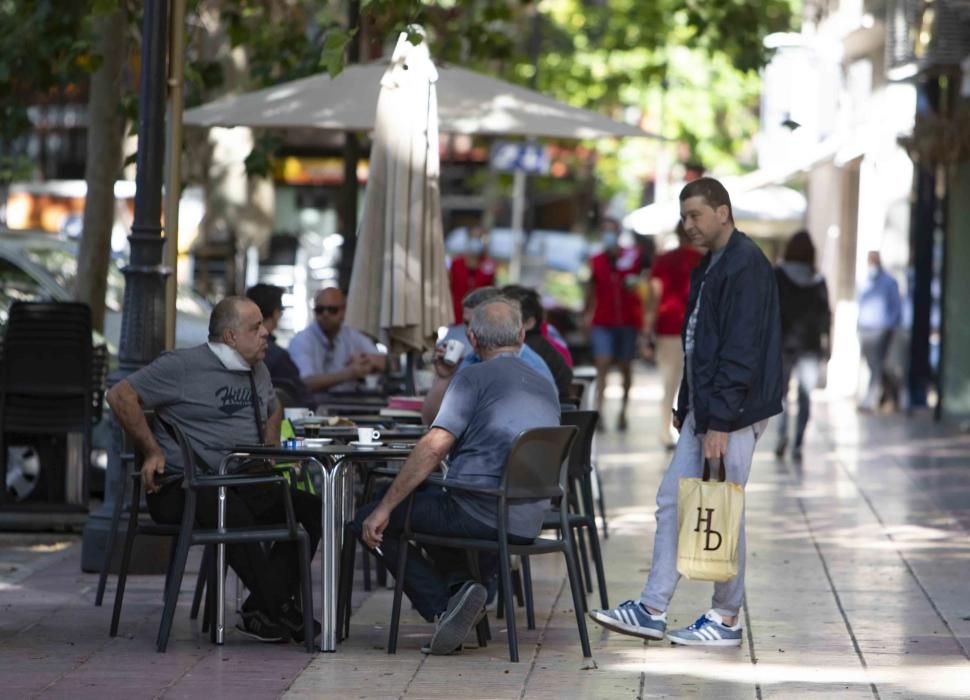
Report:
164,417,206,487
504,426,577,501
559,410,598,480
1,301,93,431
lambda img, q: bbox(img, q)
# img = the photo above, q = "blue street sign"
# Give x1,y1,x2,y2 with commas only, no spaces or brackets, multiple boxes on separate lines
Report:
490,141,549,174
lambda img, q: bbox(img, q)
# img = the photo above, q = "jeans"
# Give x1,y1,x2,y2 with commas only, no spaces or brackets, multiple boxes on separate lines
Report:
777,353,820,449
352,484,533,622
639,411,766,618
147,480,322,616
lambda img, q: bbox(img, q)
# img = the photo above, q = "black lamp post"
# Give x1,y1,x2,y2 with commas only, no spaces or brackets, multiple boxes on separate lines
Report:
81,0,170,571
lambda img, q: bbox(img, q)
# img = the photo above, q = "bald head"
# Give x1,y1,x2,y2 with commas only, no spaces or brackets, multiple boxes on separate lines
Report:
208,296,268,365
313,287,347,337
208,296,251,341
468,298,523,352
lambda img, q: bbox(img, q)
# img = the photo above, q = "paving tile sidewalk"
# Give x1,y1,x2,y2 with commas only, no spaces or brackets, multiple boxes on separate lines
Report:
2,372,969,699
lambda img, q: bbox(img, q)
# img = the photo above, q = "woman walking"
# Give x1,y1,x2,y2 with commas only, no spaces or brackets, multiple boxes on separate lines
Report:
775,231,831,460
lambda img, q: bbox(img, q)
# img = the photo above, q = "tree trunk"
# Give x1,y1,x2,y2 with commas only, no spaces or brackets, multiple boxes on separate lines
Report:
76,5,128,333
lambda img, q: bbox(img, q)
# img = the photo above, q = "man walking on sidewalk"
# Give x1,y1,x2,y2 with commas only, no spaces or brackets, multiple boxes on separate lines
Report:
589,177,783,646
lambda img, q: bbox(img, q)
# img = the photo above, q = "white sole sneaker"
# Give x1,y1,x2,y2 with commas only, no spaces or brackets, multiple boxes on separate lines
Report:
667,633,742,647
588,609,665,640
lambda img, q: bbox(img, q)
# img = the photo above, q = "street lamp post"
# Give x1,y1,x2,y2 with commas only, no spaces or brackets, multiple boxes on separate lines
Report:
81,0,171,572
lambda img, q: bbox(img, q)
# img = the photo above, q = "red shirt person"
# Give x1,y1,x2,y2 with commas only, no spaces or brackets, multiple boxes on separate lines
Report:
644,224,703,447
449,236,496,324
585,220,642,431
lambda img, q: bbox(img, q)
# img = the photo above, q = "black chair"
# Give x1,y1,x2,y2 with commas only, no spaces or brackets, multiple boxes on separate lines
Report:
110,420,316,653
386,426,591,662
521,410,608,629
0,301,95,506
96,414,209,630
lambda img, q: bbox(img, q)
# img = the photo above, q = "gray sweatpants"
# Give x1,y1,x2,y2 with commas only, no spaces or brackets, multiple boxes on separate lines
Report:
639,411,767,618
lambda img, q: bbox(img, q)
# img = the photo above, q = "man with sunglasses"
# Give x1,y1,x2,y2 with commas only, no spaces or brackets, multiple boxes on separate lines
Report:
288,287,387,397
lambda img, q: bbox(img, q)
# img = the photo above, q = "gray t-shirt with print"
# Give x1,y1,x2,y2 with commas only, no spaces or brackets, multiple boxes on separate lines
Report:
126,344,278,476
685,246,726,412
432,353,560,538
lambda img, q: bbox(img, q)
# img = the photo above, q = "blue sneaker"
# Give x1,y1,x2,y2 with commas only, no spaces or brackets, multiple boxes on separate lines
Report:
588,600,666,640
667,610,743,646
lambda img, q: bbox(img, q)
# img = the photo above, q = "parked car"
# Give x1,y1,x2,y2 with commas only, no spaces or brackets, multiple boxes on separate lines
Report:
0,230,212,502
0,231,211,351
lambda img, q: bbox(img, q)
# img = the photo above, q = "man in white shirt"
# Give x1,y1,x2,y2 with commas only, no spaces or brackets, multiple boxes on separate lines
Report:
288,287,387,397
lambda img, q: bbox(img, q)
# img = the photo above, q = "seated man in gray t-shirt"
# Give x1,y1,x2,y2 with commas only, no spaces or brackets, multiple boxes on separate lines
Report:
106,297,322,645
352,298,560,655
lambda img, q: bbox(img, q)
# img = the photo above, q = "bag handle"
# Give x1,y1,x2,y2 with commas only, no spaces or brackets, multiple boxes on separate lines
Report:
702,457,726,483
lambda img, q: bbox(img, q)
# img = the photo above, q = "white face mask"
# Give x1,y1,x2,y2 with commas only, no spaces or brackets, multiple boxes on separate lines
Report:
867,264,880,280
466,238,484,256
602,232,619,250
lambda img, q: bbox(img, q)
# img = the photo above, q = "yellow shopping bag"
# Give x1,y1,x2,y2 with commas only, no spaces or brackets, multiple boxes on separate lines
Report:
676,457,744,582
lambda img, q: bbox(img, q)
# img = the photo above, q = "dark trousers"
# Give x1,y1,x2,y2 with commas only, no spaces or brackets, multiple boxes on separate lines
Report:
859,328,895,409
352,485,531,622
147,480,322,616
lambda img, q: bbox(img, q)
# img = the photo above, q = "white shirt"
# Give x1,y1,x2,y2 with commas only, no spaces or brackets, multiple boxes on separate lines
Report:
287,323,380,393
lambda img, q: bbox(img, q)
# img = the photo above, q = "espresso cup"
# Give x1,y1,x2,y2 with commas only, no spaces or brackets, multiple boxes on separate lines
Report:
363,374,380,390
303,423,321,438
357,428,381,444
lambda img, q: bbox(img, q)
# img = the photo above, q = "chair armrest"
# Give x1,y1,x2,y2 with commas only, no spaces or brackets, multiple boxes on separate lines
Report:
423,475,503,498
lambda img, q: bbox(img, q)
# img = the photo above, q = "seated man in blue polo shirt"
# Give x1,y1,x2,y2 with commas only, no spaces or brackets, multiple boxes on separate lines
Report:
421,288,555,425
354,297,560,655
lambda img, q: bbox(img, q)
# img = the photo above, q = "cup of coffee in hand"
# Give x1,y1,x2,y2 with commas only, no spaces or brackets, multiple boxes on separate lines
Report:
442,339,464,365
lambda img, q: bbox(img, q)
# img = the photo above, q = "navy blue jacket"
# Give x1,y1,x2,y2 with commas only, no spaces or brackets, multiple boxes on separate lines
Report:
675,230,783,434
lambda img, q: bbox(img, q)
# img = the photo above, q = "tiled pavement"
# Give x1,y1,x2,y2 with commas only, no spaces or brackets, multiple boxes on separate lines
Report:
2,370,969,699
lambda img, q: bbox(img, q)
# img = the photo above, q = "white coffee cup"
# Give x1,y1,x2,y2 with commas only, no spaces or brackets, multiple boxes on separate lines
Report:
284,407,314,421
357,428,381,444
363,374,380,390
442,339,464,365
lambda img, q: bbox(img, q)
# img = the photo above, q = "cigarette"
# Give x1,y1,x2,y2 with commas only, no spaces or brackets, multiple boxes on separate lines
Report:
374,546,383,557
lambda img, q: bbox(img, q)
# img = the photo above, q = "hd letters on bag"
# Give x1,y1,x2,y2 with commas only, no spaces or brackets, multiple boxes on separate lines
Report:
694,507,722,551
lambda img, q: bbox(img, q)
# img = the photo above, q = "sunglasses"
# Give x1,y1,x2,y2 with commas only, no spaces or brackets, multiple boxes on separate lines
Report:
314,305,344,315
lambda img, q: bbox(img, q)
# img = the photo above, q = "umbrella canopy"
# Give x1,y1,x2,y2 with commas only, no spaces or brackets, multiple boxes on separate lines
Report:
344,32,452,353
183,61,654,140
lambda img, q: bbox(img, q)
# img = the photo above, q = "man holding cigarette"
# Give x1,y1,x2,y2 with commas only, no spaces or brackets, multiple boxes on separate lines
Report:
353,298,560,655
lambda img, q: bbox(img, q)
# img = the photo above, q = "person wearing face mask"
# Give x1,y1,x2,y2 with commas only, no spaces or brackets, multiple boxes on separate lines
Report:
585,217,643,430
857,250,902,413
448,226,497,324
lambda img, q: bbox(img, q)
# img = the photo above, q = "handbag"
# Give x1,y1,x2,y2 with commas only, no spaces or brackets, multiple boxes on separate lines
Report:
676,456,744,582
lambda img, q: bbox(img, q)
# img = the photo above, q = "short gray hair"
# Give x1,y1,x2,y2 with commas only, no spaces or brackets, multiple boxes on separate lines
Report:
462,286,501,310
469,298,522,350
208,296,247,341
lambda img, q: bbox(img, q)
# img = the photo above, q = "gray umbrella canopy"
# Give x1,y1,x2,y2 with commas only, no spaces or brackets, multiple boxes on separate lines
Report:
344,33,453,352
183,60,653,140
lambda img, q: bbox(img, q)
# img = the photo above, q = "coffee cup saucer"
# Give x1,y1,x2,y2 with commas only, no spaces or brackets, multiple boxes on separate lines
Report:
348,440,383,448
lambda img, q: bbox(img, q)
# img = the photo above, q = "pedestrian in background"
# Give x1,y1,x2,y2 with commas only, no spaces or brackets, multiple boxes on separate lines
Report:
448,225,496,326
643,222,703,449
774,230,831,460
857,250,901,413
585,217,642,431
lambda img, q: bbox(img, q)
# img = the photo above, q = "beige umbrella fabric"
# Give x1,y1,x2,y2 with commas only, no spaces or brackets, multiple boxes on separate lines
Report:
345,32,453,352
183,61,655,140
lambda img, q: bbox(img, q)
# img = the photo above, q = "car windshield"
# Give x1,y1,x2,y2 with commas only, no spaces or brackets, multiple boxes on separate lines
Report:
20,247,125,312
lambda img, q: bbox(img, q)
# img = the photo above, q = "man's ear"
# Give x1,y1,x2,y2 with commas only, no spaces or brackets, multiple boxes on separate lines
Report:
518,327,526,343
467,329,478,352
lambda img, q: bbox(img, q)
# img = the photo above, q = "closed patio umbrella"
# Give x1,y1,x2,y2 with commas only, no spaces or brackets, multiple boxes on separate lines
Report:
345,31,452,354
